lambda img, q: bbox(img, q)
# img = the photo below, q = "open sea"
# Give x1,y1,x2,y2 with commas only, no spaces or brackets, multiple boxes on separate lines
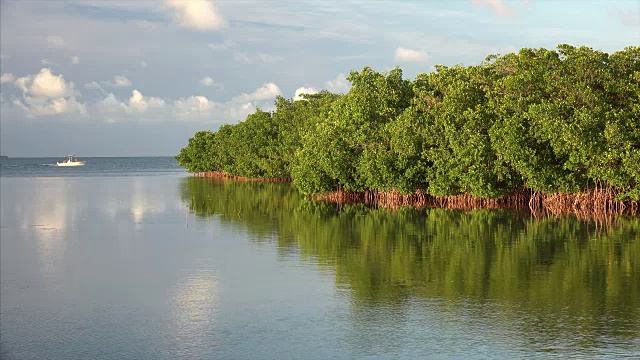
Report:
0,157,185,177
1,157,639,359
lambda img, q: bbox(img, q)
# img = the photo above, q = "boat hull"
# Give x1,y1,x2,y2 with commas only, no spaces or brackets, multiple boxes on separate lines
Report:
56,162,85,167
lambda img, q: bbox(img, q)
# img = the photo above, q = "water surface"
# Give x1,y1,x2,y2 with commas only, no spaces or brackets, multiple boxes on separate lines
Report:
1,160,639,359
0,157,184,177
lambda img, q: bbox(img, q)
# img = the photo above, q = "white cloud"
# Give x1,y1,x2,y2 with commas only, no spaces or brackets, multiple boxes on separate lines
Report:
103,75,132,87
16,68,69,98
203,82,281,120
97,90,165,120
173,95,215,120
10,68,85,117
0,73,14,83
95,82,280,123
471,0,515,17
126,90,166,113
325,73,351,93
98,93,119,107
12,97,85,117
41,59,58,66
113,76,132,87
233,51,283,64
233,83,281,103
394,47,428,62
6,72,279,123
293,87,318,101
200,76,214,86
140,61,149,68
70,56,80,65
47,35,65,49
164,0,227,31
208,40,234,50
84,81,107,94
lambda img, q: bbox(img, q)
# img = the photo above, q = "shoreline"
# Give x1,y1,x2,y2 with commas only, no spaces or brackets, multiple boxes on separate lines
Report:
193,171,292,183
191,172,639,219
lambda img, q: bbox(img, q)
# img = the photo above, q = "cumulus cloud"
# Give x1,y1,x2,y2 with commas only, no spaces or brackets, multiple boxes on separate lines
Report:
233,83,281,103
164,0,227,31
6,72,280,123
113,76,132,87
325,73,351,93
84,81,107,95
16,68,69,97
394,47,428,62
173,96,215,120
293,87,318,101
200,76,214,86
41,59,58,66
102,75,132,87
233,51,283,64
95,94,174,121
0,73,14,83
70,56,80,65
95,81,281,123
10,68,85,117
126,90,165,113
96,90,166,121
47,35,65,49
471,0,515,17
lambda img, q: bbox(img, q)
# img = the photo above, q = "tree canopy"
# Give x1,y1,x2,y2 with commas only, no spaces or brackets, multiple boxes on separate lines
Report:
177,45,640,200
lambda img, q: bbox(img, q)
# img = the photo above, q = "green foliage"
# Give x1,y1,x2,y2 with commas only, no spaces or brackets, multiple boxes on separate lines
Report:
177,45,640,199
174,130,216,173
292,67,416,193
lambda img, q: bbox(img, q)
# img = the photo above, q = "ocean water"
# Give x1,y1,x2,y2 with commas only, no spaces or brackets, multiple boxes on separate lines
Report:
1,158,639,359
0,157,185,177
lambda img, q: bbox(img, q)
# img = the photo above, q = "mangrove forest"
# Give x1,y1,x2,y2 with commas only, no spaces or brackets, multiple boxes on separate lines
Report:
176,45,640,213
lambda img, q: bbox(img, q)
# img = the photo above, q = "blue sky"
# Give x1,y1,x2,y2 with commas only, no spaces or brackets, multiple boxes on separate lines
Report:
1,0,638,157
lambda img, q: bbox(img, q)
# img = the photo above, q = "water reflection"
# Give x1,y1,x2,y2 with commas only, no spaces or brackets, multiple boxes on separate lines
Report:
7,178,88,279
169,270,220,357
1,177,185,282
181,177,640,353
99,176,179,224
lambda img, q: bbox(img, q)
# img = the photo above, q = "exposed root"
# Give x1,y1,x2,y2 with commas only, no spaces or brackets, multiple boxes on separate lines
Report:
314,187,638,218
192,172,639,219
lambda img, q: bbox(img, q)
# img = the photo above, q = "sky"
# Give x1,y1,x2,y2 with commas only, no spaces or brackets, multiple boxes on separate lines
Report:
0,0,638,157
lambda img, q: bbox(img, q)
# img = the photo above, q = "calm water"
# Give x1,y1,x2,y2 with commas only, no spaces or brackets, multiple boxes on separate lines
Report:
0,157,185,177
1,158,639,359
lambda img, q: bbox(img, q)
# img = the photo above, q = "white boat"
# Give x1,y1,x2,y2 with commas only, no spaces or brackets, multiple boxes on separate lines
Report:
57,155,85,167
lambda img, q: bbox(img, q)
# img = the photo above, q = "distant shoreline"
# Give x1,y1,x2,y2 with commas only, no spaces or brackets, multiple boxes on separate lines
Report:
0,155,177,158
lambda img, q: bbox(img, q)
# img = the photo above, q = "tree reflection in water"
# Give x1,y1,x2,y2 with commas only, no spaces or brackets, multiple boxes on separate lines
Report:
180,177,640,350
